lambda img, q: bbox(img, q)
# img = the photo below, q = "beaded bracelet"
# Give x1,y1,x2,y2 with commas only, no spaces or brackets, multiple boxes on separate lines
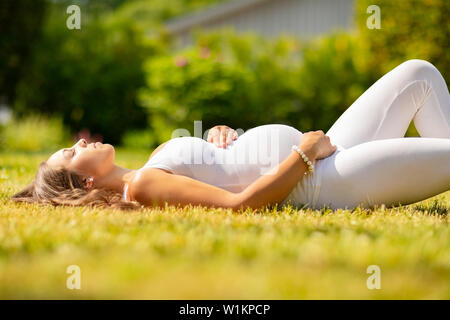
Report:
291,145,314,175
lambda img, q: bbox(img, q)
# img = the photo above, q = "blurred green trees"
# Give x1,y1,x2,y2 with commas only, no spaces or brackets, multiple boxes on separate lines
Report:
140,0,449,144
2,0,223,146
140,32,304,142
1,0,448,148
0,0,47,105
357,0,450,83
0,115,69,151
294,34,376,133
140,32,375,143
12,3,160,144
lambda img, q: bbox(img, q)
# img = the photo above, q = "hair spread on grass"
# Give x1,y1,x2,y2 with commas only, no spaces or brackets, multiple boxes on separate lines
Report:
11,161,141,210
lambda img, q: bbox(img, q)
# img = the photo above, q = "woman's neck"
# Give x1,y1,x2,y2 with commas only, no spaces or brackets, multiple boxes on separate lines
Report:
93,165,136,194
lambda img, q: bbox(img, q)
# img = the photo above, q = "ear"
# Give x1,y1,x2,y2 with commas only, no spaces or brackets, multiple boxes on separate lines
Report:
83,176,94,190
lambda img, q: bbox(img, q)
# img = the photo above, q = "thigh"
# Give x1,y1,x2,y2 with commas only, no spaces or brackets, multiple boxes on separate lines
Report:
315,138,450,210
326,60,436,148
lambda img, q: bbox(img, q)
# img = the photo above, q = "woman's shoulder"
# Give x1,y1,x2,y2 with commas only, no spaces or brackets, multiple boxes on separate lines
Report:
126,167,171,201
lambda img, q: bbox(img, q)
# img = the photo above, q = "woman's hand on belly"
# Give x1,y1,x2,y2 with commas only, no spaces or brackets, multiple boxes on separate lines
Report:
300,130,337,160
207,125,238,148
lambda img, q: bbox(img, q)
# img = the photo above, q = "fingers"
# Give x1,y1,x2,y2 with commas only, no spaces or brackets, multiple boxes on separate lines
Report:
207,130,213,142
226,129,235,146
210,126,229,148
213,126,227,148
208,126,238,148
213,128,221,147
217,127,225,148
325,135,336,149
208,127,218,143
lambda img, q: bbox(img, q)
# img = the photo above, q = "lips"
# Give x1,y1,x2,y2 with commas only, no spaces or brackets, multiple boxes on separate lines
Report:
89,142,102,149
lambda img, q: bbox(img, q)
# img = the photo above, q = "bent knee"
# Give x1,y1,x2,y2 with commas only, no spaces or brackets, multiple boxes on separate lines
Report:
398,59,440,80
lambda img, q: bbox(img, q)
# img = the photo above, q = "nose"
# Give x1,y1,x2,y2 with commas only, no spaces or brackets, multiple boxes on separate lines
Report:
77,138,87,147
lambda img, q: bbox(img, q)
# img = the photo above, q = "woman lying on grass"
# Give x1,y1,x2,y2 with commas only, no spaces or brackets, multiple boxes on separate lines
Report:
12,60,450,211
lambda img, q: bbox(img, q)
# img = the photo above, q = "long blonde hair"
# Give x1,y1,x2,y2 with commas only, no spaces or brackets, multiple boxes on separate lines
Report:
11,161,140,210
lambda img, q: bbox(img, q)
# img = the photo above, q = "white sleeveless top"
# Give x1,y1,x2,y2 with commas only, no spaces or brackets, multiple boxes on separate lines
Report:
124,124,342,208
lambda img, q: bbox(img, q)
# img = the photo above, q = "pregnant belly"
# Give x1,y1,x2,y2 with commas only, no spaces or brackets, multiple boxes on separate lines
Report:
230,124,303,167
216,124,304,188
145,124,305,192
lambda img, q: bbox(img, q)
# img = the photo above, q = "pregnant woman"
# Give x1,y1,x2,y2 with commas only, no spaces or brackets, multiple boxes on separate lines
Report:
12,59,450,210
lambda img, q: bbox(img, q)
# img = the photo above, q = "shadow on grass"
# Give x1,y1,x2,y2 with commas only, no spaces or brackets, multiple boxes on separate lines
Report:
413,199,449,216
310,199,449,217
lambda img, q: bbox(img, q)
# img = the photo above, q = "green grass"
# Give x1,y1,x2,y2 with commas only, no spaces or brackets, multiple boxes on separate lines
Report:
0,149,449,299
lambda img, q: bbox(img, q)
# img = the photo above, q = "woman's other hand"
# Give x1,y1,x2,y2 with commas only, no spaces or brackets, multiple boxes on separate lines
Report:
207,125,238,148
299,130,337,161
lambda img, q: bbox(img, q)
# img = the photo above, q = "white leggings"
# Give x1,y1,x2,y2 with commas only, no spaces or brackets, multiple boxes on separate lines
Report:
313,59,450,210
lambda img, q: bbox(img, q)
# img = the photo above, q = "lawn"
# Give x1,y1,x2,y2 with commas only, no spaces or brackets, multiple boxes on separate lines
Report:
0,149,449,299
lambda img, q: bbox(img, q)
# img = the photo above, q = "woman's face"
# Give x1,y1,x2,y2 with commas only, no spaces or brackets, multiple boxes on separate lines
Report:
47,139,115,177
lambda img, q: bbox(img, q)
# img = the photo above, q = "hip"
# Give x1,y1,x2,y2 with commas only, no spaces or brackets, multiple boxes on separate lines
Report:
281,143,345,209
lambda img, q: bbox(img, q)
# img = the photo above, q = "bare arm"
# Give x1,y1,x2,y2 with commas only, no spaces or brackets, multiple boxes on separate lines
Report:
129,168,241,209
241,131,337,208
129,131,336,210
238,150,313,209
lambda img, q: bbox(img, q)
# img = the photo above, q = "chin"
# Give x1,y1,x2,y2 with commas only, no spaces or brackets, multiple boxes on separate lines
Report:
104,143,114,151
106,144,115,161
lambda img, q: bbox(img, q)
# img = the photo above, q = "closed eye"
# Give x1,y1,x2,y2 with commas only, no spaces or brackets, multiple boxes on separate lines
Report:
63,148,76,158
